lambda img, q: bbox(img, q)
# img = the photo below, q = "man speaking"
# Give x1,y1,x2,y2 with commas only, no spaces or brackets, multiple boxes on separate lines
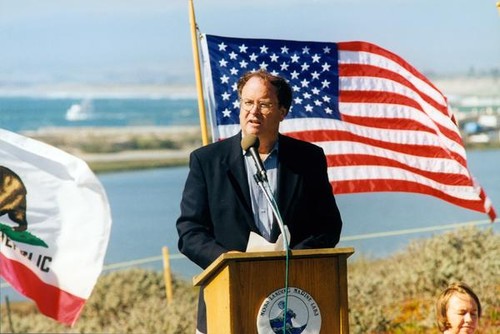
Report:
176,70,343,334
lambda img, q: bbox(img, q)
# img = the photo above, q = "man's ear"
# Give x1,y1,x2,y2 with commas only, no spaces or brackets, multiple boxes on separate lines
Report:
280,107,288,119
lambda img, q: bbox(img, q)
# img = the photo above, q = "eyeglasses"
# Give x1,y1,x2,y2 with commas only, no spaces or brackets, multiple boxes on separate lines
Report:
240,99,274,114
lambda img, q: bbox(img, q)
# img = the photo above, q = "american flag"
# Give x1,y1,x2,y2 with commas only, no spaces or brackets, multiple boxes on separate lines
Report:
200,34,496,221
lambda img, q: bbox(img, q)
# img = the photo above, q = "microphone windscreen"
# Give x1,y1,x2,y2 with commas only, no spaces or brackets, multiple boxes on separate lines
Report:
241,135,260,151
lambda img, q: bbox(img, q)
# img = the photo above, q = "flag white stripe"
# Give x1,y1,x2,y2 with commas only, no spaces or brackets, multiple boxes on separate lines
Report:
280,118,466,156
339,50,448,107
340,102,444,135
316,141,470,177
340,76,460,134
338,102,465,158
328,166,481,201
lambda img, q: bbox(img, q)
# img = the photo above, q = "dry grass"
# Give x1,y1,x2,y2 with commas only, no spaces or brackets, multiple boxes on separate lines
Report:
21,126,203,173
1,269,198,334
348,226,499,333
22,126,202,155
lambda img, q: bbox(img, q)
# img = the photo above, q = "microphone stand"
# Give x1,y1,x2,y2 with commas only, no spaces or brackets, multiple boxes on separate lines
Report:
253,172,290,334
253,173,289,252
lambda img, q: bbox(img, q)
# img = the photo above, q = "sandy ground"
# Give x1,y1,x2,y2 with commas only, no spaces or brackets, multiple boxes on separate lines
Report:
21,125,203,168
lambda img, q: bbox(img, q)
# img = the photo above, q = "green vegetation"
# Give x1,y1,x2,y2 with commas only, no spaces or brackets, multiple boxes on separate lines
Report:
348,226,499,333
26,127,202,155
87,157,189,174
24,127,200,173
0,269,198,334
1,227,498,333
464,142,500,150
79,137,179,154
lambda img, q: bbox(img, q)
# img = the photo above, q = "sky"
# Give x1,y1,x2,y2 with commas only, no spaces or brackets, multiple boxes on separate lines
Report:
1,0,499,87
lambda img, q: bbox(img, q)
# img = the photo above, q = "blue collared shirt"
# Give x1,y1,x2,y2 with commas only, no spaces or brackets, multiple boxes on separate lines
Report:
243,141,279,241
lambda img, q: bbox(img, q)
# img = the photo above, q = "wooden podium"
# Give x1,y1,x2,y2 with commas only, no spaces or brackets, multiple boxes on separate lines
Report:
193,247,354,333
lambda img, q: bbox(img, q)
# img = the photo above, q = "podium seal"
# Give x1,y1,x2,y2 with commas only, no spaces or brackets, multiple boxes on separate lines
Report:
256,286,321,333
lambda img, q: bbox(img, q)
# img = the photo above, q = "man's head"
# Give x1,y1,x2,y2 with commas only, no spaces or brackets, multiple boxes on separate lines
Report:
237,70,292,143
436,282,481,333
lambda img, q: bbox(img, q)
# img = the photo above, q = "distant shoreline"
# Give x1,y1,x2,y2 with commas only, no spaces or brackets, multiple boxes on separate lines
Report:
21,125,202,174
1,75,500,98
19,125,500,174
0,83,198,99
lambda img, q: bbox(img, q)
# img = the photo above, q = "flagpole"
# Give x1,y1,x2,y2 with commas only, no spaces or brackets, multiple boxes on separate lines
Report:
188,0,209,146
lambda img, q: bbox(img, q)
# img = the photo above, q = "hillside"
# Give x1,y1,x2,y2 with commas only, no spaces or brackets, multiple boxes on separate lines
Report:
1,226,498,333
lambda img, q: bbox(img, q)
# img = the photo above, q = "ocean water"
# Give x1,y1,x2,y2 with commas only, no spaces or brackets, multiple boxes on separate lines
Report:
98,156,500,274
0,97,200,132
1,97,499,302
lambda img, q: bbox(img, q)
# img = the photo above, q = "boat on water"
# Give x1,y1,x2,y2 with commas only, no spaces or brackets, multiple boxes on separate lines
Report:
65,99,93,121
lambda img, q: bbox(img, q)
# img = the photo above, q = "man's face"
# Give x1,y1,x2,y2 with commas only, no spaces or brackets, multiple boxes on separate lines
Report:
239,77,286,140
444,293,479,334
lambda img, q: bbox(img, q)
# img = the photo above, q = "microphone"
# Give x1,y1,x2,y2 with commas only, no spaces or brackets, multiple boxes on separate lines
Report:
241,135,267,183
241,134,289,252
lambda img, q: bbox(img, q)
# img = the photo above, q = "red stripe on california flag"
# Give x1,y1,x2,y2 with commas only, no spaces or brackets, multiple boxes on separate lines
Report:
0,253,86,326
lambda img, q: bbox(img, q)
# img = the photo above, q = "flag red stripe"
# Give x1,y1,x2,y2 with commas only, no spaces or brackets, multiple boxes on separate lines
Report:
340,111,464,150
328,153,473,186
0,253,85,326
332,179,490,216
339,64,451,118
337,41,458,124
341,113,435,135
337,41,443,94
340,90,423,109
339,90,463,145
287,130,467,167
479,187,497,220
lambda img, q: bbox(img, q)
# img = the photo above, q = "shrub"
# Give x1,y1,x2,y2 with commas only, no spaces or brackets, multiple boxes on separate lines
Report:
348,226,499,333
0,269,198,333
1,227,498,333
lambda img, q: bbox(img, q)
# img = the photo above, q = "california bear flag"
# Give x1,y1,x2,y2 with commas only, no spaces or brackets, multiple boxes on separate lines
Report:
0,128,112,326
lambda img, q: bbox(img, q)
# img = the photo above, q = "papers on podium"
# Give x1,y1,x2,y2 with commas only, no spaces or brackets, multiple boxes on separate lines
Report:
245,226,290,252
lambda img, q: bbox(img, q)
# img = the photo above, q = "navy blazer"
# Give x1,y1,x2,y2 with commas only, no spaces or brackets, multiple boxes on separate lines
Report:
176,132,343,331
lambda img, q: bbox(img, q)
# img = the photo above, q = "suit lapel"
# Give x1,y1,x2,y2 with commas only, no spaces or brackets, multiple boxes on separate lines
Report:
277,135,300,218
270,135,301,242
224,134,256,228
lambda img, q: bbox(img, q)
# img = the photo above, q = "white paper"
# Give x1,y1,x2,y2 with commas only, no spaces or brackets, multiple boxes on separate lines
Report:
245,226,290,252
